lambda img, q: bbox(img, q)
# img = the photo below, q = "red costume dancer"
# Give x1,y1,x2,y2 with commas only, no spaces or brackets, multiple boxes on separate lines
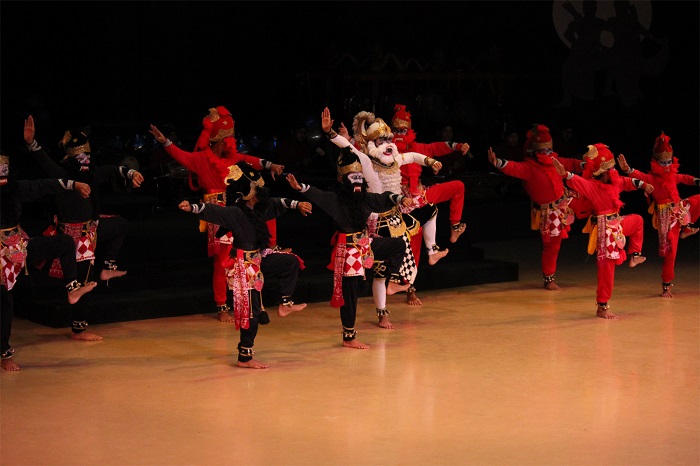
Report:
391,104,469,267
554,144,653,319
151,108,283,322
192,107,286,251
488,124,583,290
618,132,700,297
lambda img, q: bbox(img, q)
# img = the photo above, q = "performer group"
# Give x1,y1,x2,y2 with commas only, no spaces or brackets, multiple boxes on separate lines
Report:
2,103,698,371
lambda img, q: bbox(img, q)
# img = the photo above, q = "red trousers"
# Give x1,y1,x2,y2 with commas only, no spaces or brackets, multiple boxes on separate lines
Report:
425,180,465,225
660,194,700,283
596,214,644,303
541,234,562,277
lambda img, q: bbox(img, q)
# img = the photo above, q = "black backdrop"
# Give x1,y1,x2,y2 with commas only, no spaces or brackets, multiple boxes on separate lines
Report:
2,1,698,176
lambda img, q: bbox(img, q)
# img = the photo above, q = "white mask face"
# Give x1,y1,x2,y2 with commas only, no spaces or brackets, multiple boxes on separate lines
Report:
369,139,397,164
347,172,364,185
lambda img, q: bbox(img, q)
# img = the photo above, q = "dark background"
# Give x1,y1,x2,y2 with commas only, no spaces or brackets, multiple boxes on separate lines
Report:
1,0,698,175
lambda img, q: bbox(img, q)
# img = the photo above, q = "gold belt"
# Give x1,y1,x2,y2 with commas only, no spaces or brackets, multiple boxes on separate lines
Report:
203,192,226,203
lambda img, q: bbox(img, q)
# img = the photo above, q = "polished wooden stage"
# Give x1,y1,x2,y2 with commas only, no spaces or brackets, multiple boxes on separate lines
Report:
2,233,698,466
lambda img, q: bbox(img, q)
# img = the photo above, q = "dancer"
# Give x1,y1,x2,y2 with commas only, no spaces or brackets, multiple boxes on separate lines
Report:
150,119,298,323
192,106,288,250
617,132,699,297
553,143,653,319
322,107,441,313
26,117,142,340
391,104,469,262
1,150,96,370
179,161,310,369
286,147,410,348
487,124,584,290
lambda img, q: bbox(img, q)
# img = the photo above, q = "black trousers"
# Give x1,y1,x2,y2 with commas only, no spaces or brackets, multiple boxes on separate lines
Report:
238,291,262,362
2,233,79,354
237,252,300,362
340,236,405,340
93,215,128,272
261,252,300,301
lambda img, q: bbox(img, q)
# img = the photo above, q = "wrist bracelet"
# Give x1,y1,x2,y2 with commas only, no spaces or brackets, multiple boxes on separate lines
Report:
27,140,41,151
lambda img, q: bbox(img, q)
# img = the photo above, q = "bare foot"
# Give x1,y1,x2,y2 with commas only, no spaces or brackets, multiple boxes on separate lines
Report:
544,281,561,291
387,281,410,295
67,281,97,304
629,254,646,268
218,311,235,323
406,290,422,306
100,269,127,281
661,284,673,298
378,315,394,329
237,358,269,369
680,227,699,239
71,331,104,341
596,308,618,319
343,340,370,349
1,359,20,371
278,302,307,317
450,223,466,243
427,248,449,265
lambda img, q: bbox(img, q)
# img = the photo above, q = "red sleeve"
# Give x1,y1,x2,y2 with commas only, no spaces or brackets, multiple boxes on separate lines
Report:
677,173,698,186
629,169,652,184
411,141,454,157
221,139,265,170
165,144,205,172
500,160,532,180
558,156,583,173
619,176,638,192
234,153,265,170
566,174,600,202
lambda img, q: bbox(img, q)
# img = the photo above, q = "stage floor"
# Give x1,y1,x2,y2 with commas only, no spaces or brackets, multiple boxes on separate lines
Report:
2,233,698,466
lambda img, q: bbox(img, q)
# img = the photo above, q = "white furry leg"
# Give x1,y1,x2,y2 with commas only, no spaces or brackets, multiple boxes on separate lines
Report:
373,277,387,309
423,216,438,254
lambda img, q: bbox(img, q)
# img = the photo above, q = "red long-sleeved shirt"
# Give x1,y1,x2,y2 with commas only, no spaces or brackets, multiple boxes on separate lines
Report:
500,156,582,205
628,169,696,204
166,143,265,194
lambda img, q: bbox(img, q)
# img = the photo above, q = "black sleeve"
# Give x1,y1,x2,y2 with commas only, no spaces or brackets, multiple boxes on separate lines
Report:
300,185,337,216
30,146,67,178
196,203,245,230
364,191,400,212
94,164,130,185
16,179,70,203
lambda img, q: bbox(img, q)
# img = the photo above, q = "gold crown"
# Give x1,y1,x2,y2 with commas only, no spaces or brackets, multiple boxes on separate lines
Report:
364,119,392,141
60,130,91,156
391,116,411,130
337,161,363,177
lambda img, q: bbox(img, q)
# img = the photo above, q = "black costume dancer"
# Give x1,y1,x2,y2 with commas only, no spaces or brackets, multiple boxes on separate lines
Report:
179,161,310,369
24,117,144,338
1,151,96,370
286,147,410,349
